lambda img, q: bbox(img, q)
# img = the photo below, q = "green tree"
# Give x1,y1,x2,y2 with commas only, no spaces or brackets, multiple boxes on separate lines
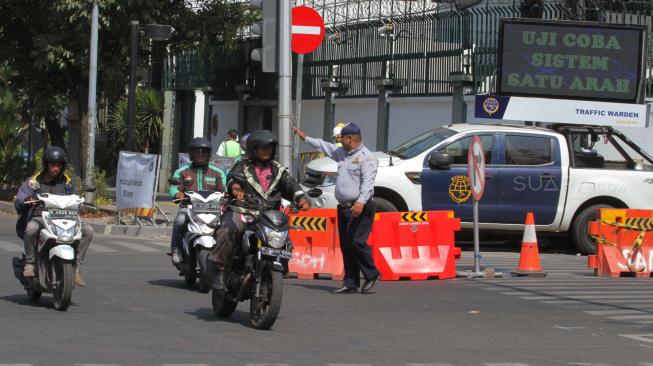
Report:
107,87,164,154
0,0,256,178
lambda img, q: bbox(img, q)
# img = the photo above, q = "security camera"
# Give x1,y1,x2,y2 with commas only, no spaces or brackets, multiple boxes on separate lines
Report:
377,24,394,37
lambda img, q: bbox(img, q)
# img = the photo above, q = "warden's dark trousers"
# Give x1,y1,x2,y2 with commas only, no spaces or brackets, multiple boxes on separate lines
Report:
337,201,380,289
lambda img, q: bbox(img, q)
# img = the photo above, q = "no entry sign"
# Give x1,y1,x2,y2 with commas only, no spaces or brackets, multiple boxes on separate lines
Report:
467,135,486,201
292,6,325,54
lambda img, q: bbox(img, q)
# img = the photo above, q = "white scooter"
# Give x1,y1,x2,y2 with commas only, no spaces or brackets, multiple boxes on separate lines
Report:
170,178,225,293
12,192,94,311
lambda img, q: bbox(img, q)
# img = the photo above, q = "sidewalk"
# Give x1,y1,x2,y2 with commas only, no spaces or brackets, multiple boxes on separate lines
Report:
0,199,175,238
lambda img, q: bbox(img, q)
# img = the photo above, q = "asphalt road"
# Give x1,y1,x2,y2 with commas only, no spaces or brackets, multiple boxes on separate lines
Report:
1,213,653,366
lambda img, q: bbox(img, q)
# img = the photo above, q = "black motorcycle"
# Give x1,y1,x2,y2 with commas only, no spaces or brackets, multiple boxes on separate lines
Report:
212,189,321,330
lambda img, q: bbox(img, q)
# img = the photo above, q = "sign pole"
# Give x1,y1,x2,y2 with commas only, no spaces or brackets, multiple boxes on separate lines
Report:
473,198,480,274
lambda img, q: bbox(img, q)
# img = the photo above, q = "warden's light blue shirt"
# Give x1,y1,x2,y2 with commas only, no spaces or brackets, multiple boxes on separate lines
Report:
305,137,378,204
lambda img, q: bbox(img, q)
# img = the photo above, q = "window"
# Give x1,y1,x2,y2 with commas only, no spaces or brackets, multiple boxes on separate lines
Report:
390,127,456,159
439,135,494,164
505,135,553,165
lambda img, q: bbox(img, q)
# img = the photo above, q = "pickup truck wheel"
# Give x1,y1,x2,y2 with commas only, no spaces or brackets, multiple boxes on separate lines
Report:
374,197,398,212
572,204,613,255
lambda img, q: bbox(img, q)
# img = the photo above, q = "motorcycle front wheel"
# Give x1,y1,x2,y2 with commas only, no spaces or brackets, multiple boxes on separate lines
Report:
250,268,283,330
52,258,73,311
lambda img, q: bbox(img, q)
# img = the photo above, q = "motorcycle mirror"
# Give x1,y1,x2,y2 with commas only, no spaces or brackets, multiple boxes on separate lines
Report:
84,184,96,193
307,188,323,198
168,178,181,186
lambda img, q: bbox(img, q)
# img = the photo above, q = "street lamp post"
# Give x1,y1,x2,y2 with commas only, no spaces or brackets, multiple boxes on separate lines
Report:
127,21,173,152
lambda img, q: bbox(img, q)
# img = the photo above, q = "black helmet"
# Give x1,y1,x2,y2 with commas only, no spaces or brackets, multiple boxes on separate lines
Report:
188,137,212,153
42,146,67,171
246,130,277,160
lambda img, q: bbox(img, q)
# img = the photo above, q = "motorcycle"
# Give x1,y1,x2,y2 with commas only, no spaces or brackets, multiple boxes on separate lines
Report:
211,188,322,330
169,178,225,293
11,190,95,311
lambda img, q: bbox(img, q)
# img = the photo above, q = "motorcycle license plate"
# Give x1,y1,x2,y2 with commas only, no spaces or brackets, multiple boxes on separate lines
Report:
192,202,220,213
261,247,292,259
49,209,78,219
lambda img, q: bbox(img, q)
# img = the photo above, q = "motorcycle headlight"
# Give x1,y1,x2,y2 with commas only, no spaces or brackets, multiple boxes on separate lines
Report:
56,226,75,242
264,227,288,249
199,223,214,235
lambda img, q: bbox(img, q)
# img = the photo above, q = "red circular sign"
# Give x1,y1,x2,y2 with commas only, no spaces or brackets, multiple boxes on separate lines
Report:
467,135,486,201
292,6,325,54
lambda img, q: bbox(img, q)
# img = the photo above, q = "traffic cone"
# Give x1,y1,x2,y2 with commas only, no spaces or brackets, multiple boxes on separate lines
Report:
512,212,547,277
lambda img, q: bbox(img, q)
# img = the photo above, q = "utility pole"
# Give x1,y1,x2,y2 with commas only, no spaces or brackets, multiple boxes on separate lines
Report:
127,20,139,152
277,0,292,168
85,1,99,203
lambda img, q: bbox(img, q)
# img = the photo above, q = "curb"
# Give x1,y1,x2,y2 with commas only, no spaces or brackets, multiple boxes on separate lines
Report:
86,222,172,238
1,200,171,238
0,200,15,215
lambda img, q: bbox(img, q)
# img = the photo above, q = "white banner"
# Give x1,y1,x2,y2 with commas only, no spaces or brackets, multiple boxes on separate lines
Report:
116,151,159,209
475,95,650,128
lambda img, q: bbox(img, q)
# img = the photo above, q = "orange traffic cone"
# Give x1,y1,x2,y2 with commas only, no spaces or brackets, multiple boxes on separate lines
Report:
512,212,547,277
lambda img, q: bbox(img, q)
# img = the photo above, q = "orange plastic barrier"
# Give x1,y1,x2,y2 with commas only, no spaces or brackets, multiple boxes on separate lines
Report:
368,211,461,280
588,209,653,278
288,208,343,280
288,209,462,281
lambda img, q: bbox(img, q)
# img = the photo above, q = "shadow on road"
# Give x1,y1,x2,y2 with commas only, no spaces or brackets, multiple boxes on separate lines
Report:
148,279,192,290
288,282,337,292
186,307,251,328
0,294,54,309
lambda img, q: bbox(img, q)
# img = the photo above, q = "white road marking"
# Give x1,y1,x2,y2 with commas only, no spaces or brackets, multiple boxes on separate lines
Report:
106,241,158,253
0,240,21,252
584,309,646,316
619,333,653,344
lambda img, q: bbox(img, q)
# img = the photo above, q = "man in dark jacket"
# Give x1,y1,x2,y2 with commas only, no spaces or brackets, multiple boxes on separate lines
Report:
14,147,93,286
209,130,310,292
169,137,226,265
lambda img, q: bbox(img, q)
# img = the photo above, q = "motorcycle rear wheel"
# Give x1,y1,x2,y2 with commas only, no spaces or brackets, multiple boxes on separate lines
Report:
250,268,283,330
212,289,237,318
27,288,42,302
52,259,73,311
196,249,211,293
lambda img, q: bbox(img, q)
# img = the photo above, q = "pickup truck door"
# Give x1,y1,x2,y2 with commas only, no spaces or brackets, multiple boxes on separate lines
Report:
496,133,562,225
421,134,499,222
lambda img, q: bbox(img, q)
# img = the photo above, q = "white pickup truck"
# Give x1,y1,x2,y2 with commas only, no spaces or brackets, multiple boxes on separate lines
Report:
302,124,653,254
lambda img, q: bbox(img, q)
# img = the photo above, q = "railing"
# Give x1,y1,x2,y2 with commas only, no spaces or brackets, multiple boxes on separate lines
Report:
164,1,653,99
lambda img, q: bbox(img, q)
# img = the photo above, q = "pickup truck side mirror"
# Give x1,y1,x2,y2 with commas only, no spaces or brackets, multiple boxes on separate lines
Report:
428,152,453,170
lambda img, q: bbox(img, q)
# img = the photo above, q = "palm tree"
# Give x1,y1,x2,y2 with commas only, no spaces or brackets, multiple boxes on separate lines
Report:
107,88,164,154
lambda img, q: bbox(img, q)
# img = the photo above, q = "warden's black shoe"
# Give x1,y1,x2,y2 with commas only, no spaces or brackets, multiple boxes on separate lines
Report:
330,286,357,294
361,273,381,294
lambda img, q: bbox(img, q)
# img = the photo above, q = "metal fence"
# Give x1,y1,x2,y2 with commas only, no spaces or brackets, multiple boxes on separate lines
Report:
164,0,653,99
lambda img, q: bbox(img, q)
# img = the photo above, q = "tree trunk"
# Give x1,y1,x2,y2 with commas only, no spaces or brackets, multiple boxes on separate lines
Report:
66,98,83,176
45,115,66,149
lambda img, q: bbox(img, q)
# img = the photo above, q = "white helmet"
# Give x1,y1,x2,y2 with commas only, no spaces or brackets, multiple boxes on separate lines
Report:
332,122,346,137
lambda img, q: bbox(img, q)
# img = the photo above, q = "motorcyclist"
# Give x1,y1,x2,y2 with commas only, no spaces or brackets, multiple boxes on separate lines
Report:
209,130,310,292
14,146,93,287
169,137,226,266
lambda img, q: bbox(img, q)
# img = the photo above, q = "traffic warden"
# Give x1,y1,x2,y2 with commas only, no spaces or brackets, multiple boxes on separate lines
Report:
293,123,381,294
169,137,226,266
14,147,93,287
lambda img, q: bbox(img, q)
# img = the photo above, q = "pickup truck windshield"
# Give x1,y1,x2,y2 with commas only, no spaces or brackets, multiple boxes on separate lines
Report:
390,127,455,159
